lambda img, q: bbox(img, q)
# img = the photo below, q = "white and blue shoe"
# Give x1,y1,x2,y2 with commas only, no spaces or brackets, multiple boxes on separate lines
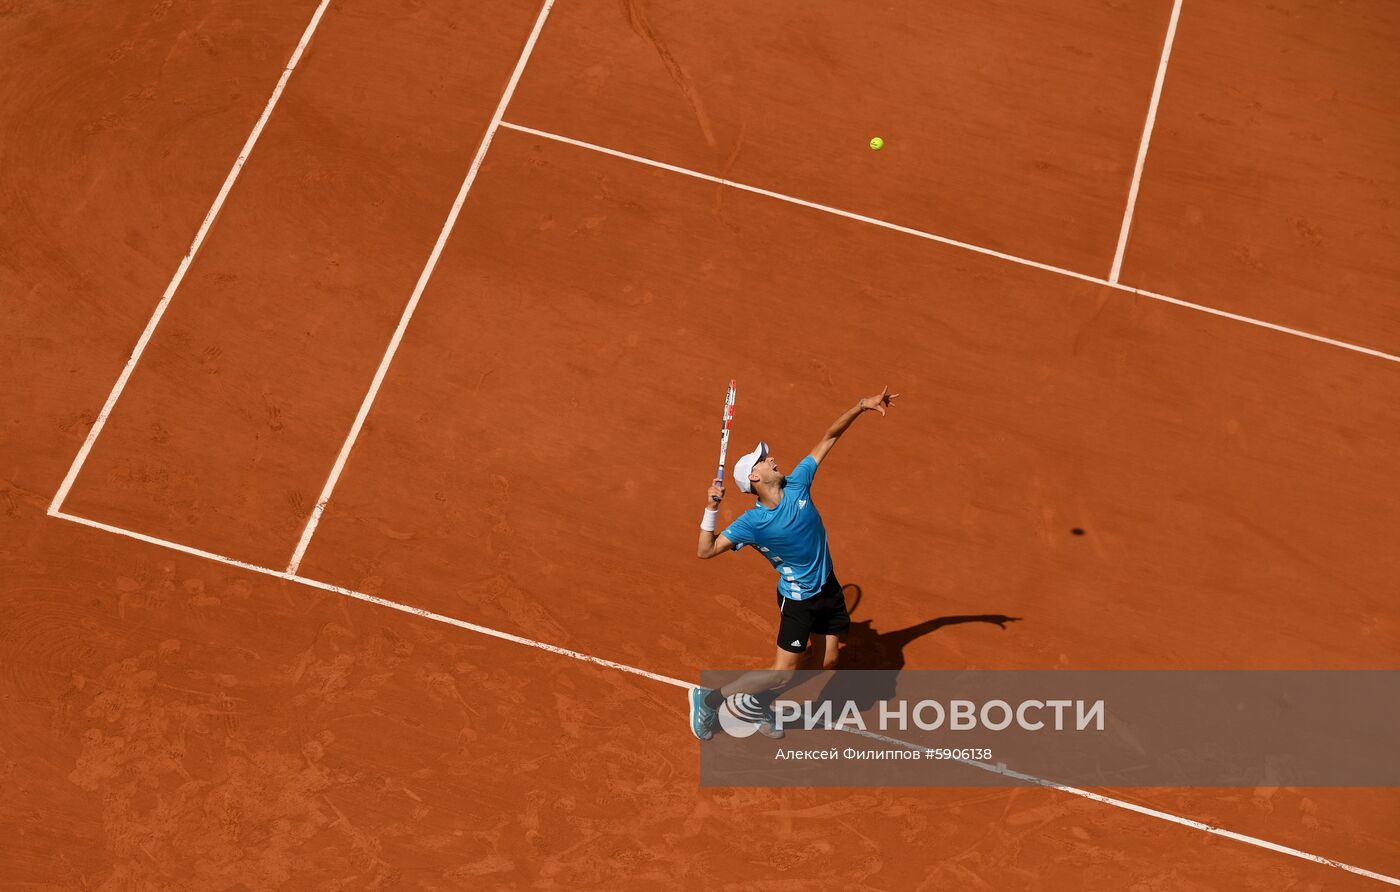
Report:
690,687,719,740
730,692,785,740
757,702,785,740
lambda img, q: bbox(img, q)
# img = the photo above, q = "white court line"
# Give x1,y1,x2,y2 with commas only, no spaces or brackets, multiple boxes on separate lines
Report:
840,727,1400,887
1110,0,1183,283
50,509,687,690
285,0,557,574
46,0,335,517
48,508,1400,886
497,121,1400,367
499,123,1108,287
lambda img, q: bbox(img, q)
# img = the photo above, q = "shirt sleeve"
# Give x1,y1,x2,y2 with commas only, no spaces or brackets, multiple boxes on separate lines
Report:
786,455,818,491
720,510,755,551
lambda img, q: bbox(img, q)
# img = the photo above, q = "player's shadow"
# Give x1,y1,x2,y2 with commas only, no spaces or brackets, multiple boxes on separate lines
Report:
813,584,1021,710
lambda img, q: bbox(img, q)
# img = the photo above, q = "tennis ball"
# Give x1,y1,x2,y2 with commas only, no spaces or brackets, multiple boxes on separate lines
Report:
869,136,885,151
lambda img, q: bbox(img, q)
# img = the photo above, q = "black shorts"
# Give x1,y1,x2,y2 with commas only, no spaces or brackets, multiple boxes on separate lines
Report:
776,575,851,654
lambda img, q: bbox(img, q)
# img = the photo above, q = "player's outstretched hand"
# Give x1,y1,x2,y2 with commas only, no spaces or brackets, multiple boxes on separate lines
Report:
860,385,900,416
707,479,725,505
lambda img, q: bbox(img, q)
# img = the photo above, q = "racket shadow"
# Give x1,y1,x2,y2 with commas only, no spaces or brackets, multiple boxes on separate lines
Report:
837,583,1021,672
814,584,1022,711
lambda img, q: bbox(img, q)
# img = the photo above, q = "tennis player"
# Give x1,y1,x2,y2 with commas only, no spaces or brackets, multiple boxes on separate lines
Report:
690,386,898,740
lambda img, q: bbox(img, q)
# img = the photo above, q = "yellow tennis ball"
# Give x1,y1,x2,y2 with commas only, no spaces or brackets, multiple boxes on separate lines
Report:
869,137,885,151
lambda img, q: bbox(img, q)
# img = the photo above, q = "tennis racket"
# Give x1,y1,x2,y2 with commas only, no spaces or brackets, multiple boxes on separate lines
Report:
713,379,736,503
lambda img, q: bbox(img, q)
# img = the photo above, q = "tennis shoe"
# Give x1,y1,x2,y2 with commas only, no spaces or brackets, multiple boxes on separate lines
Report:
729,692,786,740
690,687,718,740
757,703,785,739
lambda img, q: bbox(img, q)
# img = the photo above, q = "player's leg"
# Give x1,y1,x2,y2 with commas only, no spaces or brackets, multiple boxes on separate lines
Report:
714,647,803,697
718,601,810,695
809,633,843,670
738,599,816,738
769,645,806,672
807,574,851,670
689,594,811,740
732,594,811,693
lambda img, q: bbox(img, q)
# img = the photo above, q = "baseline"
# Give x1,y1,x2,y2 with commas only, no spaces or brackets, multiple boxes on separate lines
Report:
46,508,1400,887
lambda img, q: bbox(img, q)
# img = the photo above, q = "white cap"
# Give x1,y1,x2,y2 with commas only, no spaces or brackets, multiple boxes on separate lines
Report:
733,441,768,494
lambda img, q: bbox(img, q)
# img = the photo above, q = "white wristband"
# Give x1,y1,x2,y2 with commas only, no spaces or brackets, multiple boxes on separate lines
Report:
701,507,719,532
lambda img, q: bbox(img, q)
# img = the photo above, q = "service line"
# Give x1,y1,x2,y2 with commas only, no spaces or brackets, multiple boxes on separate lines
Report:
496,120,1400,367
285,0,558,574
47,0,335,516
47,509,1400,887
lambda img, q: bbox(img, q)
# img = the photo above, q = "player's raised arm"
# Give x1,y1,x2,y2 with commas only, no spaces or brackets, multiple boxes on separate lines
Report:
698,478,736,559
808,386,899,466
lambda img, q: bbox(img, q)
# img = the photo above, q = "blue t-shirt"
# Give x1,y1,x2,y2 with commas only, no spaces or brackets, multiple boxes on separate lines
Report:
721,456,834,601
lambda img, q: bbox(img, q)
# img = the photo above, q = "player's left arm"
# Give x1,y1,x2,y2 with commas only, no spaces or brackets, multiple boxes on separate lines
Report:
809,386,899,466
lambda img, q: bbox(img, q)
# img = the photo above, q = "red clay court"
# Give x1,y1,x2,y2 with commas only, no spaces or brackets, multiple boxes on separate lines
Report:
3,0,1398,887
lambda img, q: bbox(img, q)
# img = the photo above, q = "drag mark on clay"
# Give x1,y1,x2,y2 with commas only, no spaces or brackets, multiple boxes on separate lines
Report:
621,0,716,147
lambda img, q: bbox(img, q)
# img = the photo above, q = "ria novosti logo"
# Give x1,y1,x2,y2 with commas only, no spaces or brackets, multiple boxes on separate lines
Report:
717,693,1108,738
716,693,771,737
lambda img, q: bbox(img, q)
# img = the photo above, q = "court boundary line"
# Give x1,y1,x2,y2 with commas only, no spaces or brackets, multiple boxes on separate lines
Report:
285,0,557,574
35,2,1396,879
46,0,335,518
496,121,1400,367
46,508,1400,887
1110,0,1183,283
841,727,1400,887
52,508,686,689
